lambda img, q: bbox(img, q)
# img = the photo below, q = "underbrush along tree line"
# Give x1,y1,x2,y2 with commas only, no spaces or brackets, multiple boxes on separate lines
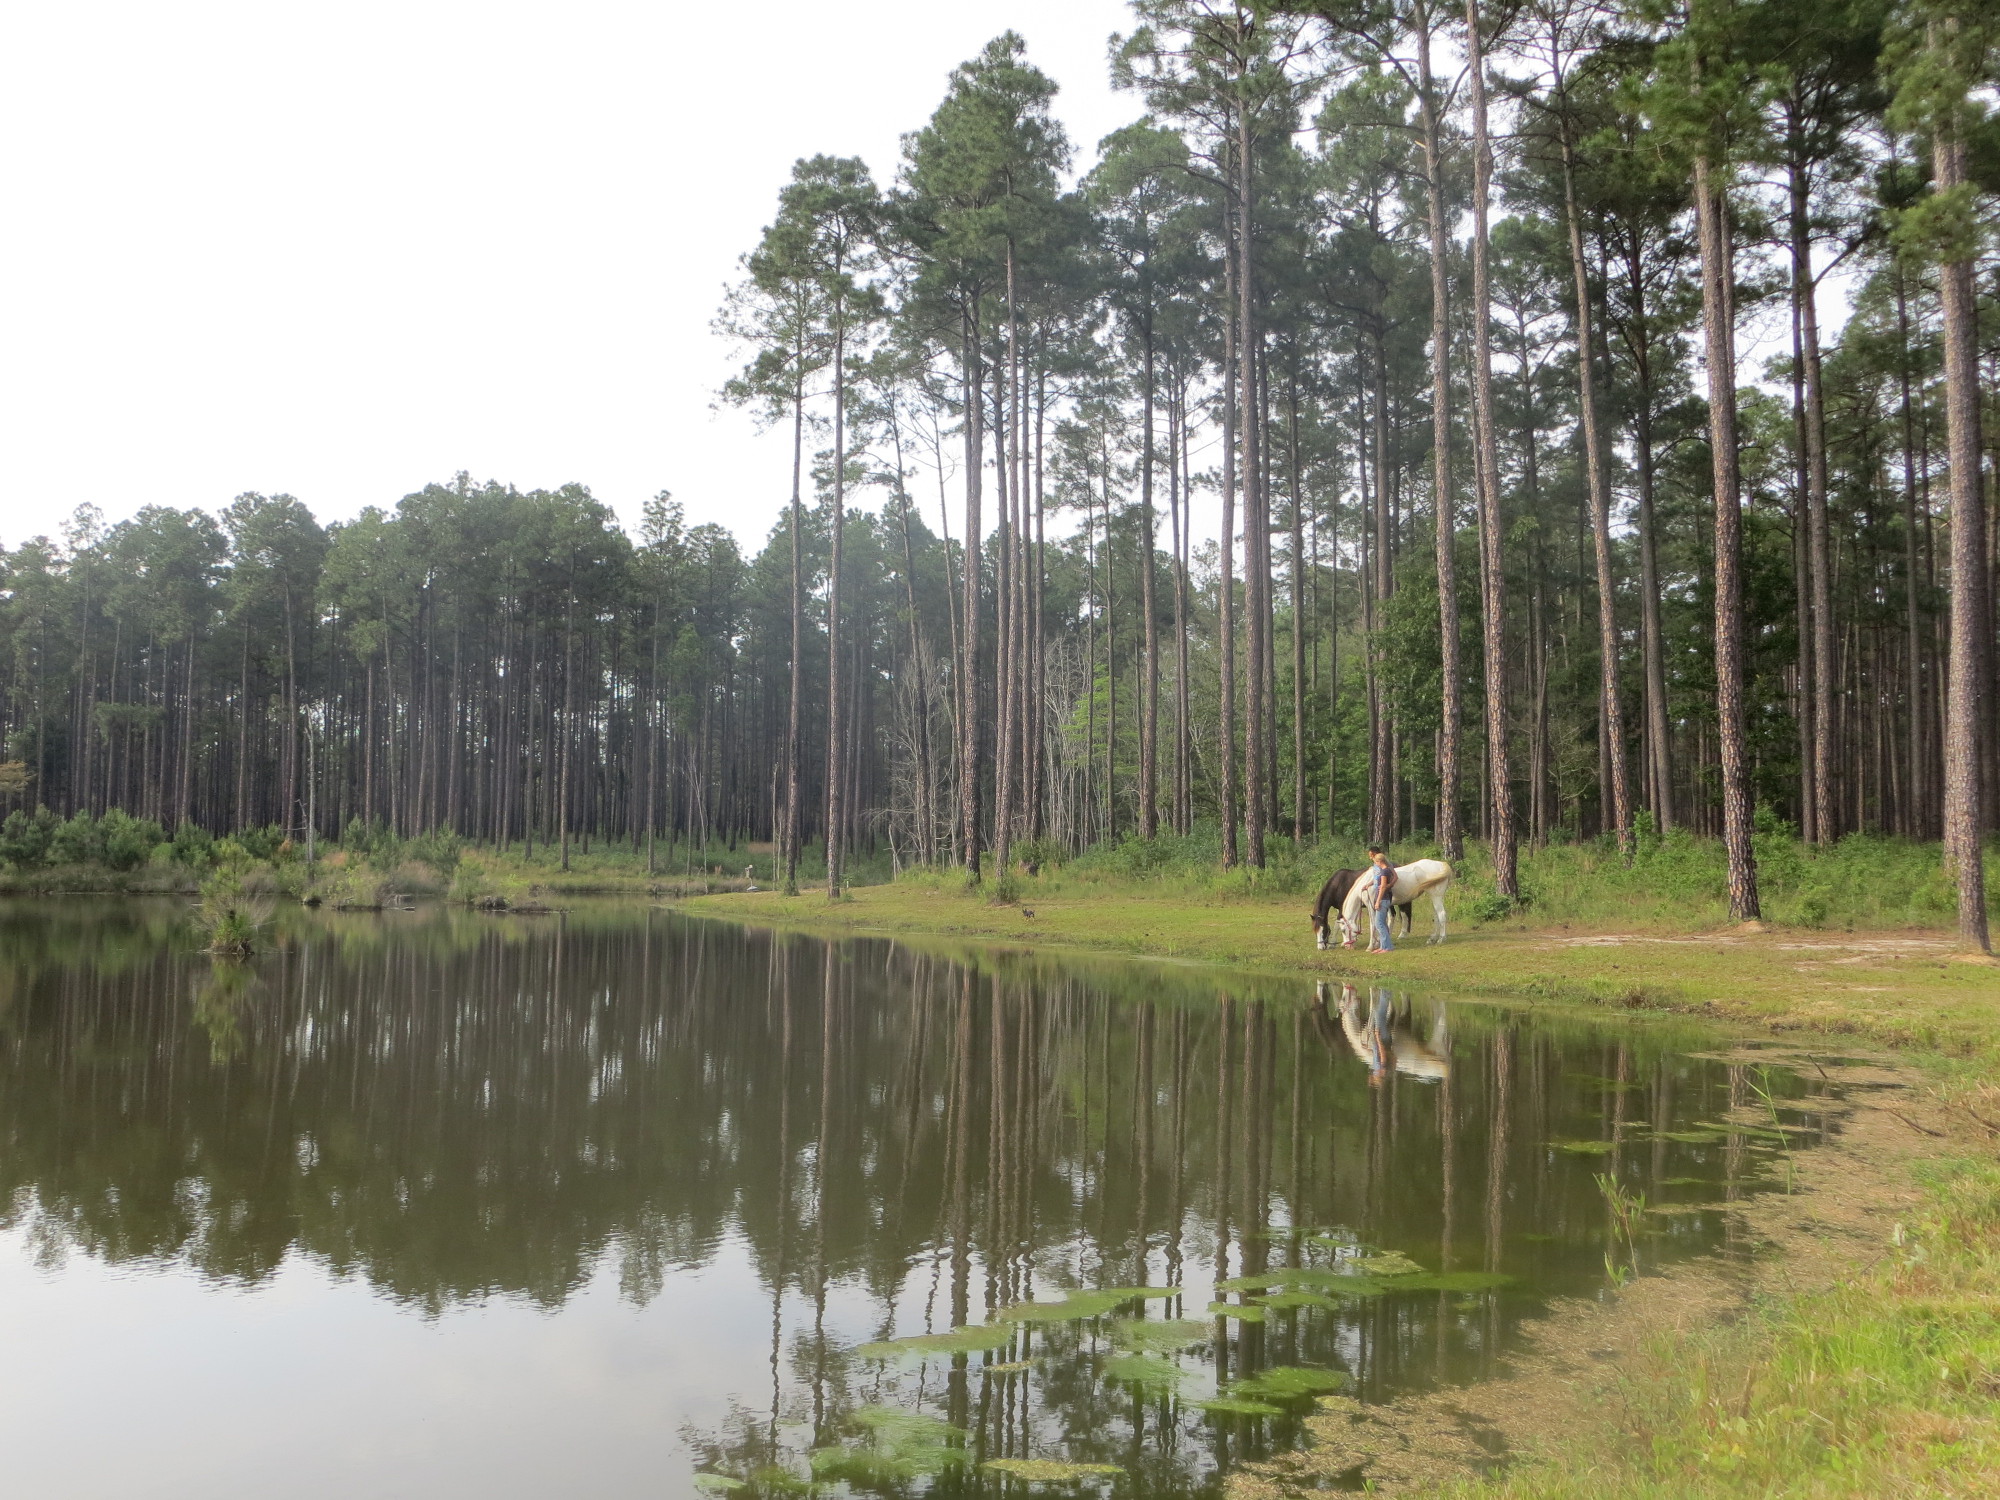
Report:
0,0,1994,947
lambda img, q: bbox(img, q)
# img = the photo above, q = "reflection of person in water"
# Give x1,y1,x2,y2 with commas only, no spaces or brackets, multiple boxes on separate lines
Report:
1309,982,1450,1087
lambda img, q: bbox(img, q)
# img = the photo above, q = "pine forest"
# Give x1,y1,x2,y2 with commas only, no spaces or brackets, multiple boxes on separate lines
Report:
1,0,1995,948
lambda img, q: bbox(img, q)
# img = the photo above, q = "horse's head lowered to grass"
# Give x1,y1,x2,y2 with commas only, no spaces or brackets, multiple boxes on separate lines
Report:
1310,869,1363,950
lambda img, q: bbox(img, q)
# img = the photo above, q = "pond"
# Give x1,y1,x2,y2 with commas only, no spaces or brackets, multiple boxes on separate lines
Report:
0,900,1838,1498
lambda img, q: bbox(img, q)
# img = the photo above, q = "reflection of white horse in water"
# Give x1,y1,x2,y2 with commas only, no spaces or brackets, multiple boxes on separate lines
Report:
1309,982,1450,1085
1322,859,1453,948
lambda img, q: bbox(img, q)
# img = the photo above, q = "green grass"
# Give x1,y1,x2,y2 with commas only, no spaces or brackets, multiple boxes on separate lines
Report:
1434,1157,2000,1498
1035,825,1993,934
683,856,2000,1061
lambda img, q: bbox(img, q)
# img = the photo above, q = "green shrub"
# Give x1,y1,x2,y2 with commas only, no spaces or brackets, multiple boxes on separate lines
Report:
167,823,215,867
209,836,255,873
98,809,165,870
1012,836,1066,874
447,861,493,905
0,807,58,868
47,811,105,867
410,828,461,876
235,824,288,861
1796,886,1832,928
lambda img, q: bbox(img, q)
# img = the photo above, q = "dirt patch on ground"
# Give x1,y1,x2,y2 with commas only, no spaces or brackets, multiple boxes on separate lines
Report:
1231,1049,1956,1497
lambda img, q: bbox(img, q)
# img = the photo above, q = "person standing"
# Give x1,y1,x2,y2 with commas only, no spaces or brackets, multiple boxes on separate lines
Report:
1363,845,1398,953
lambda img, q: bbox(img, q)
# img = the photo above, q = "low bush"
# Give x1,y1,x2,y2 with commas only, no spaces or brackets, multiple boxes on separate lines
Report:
0,807,58,867
410,828,461,876
0,807,166,871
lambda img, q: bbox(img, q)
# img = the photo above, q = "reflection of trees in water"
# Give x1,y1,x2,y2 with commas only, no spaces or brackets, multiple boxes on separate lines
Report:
191,959,258,1063
0,906,1833,1491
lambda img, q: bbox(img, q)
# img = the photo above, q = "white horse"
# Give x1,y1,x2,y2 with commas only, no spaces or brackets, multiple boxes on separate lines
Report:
1340,858,1454,947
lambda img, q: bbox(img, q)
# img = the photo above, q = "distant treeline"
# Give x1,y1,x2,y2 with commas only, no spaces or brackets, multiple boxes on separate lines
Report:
1,0,1997,949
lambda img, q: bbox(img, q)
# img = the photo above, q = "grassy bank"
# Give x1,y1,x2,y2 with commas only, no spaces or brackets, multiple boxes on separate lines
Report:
680,864,2000,1061
1424,1148,2000,1497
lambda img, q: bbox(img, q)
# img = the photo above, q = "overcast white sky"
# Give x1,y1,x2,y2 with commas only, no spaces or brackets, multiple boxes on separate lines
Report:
0,0,1141,551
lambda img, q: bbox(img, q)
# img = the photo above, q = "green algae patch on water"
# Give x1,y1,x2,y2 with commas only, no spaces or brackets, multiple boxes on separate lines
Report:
1228,1366,1350,1402
1193,1397,1286,1418
692,1476,748,1494
1354,1251,1427,1277
986,1359,1036,1374
1214,1272,1287,1293
810,1407,970,1484
1099,1353,1189,1389
1256,1266,1392,1296
992,1286,1177,1323
1554,1138,1618,1155
1206,1301,1266,1321
981,1458,1124,1483
856,1323,1016,1359
1387,1270,1515,1293
1108,1317,1209,1352
1252,1289,1339,1311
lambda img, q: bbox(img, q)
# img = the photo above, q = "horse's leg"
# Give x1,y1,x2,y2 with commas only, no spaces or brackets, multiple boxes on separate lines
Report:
1430,888,1448,944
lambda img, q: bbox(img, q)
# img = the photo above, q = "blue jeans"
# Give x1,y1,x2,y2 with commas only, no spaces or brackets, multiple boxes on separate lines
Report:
1371,904,1394,951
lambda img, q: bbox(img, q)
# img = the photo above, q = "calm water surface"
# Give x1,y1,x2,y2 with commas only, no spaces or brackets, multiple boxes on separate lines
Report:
0,900,1834,1498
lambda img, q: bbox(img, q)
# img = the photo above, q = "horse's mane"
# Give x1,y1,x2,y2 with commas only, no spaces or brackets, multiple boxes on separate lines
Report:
1312,869,1363,929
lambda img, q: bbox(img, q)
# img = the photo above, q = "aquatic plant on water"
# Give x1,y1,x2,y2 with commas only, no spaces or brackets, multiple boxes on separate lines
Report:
194,862,268,956
991,1286,1177,1323
981,1458,1123,1483
1226,1366,1349,1403
855,1322,1017,1360
1107,1317,1209,1353
809,1407,969,1485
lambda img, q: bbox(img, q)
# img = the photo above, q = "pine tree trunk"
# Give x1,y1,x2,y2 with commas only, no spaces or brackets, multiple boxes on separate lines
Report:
1560,122,1633,857
1790,134,1836,846
1934,103,1992,952
560,590,576,872
1170,393,1192,836
1140,310,1160,841
785,371,805,894
1465,0,1518,898
1238,102,1266,869
1896,263,1927,839
959,310,984,882
993,263,1016,879
1288,368,1307,841
825,296,848,897
1418,1,1463,863
1691,151,1761,920
1220,197,1240,869
1371,329,1393,850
